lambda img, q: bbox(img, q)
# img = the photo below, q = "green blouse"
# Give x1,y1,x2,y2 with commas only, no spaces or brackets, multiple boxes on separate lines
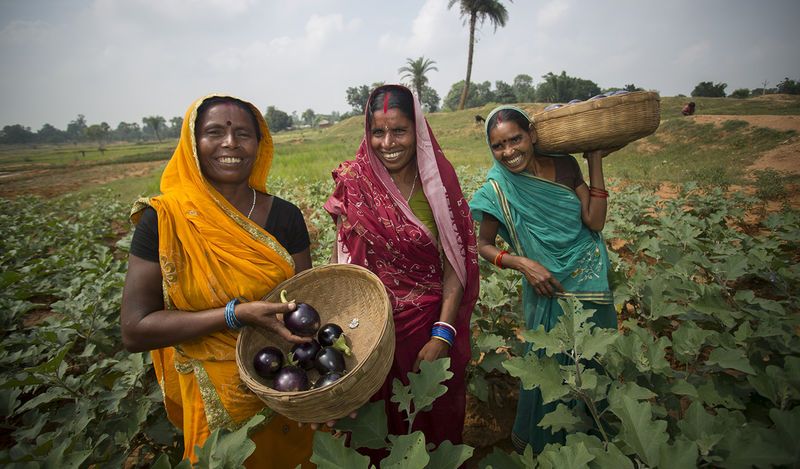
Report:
408,189,438,241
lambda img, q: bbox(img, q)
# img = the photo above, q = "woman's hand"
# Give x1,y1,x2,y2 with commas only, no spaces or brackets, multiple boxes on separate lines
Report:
235,300,310,344
413,338,451,372
583,145,624,160
303,410,359,431
511,256,564,297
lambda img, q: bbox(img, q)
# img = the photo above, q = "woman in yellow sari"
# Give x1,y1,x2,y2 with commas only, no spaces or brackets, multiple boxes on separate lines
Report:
121,95,315,466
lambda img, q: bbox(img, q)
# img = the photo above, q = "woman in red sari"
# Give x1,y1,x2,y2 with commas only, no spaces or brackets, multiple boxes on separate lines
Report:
324,84,479,448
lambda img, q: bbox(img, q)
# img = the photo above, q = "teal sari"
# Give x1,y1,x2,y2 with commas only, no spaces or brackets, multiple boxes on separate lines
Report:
469,106,616,454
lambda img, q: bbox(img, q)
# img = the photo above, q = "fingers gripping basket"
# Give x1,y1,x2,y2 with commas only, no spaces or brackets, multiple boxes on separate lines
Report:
236,264,395,423
533,91,661,154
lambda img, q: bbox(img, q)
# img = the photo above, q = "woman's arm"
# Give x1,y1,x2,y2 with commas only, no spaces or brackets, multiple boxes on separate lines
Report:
477,213,563,297
291,247,312,273
120,255,309,353
414,254,464,371
576,148,619,231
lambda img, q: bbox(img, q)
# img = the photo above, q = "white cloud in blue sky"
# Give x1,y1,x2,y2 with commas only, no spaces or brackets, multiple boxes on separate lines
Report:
1,0,798,129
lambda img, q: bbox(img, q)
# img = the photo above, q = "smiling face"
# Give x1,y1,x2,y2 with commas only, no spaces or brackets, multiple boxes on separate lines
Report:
488,120,537,173
369,108,417,174
195,101,260,190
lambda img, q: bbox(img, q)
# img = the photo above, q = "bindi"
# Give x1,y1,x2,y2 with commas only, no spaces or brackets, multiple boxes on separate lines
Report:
226,120,232,126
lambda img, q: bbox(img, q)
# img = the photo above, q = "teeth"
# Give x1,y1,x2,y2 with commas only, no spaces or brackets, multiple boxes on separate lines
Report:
505,154,524,166
382,151,402,161
219,157,241,164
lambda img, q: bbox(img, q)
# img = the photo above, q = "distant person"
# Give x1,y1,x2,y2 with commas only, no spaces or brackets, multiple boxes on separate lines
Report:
121,94,321,467
682,101,696,116
469,105,620,454
324,84,479,456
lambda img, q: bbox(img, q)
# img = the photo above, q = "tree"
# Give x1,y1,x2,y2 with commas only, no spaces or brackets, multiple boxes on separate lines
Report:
419,84,441,113
398,56,438,100
114,122,141,141
66,114,87,143
142,115,166,141
512,74,536,102
536,71,601,102
691,81,727,98
447,0,511,110
86,122,110,147
0,124,35,144
37,123,67,144
301,109,317,127
264,106,292,132
730,88,751,99
345,82,385,114
777,77,800,95
169,116,183,138
494,80,516,103
444,80,495,110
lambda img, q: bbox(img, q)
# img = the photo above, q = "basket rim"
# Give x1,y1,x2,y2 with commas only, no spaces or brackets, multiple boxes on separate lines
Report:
235,263,392,399
533,91,660,123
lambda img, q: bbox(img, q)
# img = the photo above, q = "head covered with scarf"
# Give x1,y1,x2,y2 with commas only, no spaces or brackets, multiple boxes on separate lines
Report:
131,94,313,465
324,84,479,443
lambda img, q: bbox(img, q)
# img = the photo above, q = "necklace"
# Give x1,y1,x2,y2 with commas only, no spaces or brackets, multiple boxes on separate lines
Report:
246,187,256,219
405,171,418,203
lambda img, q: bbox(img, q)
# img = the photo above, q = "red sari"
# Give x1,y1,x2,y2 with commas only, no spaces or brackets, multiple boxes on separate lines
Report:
324,85,479,448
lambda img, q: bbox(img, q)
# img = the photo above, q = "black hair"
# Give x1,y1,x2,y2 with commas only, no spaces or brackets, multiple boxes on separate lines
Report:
486,108,531,134
195,96,262,142
367,85,415,123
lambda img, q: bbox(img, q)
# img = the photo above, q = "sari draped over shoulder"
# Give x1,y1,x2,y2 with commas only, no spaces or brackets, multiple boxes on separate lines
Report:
469,105,617,454
324,85,480,447
130,95,313,467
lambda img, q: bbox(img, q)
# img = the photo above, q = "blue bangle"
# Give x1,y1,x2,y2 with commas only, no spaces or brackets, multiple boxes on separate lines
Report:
431,325,455,346
225,298,243,330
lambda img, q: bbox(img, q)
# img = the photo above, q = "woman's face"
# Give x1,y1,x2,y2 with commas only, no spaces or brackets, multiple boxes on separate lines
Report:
488,120,536,173
369,108,416,173
195,101,259,187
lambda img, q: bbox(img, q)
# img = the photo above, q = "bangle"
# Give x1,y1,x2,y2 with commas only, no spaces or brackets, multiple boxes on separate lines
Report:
431,324,455,347
433,321,457,337
493,250,509,269
225,298,244,330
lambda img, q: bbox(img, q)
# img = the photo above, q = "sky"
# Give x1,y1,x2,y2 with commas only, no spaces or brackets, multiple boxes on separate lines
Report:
1,0,799,130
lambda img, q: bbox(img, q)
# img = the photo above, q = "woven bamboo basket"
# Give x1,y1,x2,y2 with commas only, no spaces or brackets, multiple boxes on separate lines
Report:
236,264,394,423
533,91,661,154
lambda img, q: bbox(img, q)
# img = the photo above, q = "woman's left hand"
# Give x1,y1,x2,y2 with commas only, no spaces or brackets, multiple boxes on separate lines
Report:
584,145,624,160
413,338,450,372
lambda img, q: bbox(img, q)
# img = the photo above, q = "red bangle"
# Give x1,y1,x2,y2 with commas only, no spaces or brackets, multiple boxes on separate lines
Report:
494,250,509,268
589,186,609,198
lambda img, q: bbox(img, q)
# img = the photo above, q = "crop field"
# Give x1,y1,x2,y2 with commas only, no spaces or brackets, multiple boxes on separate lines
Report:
1,95,799,467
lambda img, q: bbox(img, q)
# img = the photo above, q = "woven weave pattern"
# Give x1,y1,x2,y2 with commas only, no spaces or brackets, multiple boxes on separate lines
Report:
236,264,394,422
533,91,661,154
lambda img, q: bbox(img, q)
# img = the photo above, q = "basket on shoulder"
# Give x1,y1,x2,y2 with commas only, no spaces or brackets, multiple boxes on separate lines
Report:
533,91,661,155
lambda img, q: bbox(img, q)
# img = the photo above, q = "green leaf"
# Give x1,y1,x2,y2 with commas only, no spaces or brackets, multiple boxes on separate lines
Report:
658,438,698,469
380,431,429,469
537,442,594,469
519,324,566,357
671,321,714,363
479,351,507,373
475,333,506,351
468,373,490,402
25,341,73,374
426,440,474,469
580,327,617,360
310,431,371,469
669,380,698,398
564,434,633,469
705,347,756,375
391,377,414,420
402,358,453,414
193,414,263,468
333,401,388,450
770,407,800,464
503,354,570,404
477,445,537,469
43,437,92,469
676,401,723,455
609,394,669,466
538,403,587,433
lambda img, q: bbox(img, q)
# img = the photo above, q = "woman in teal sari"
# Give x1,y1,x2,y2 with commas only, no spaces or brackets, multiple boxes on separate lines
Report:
469,105,619,453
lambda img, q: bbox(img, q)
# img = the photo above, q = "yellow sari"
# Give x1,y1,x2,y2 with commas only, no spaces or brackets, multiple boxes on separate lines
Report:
132,95,314,467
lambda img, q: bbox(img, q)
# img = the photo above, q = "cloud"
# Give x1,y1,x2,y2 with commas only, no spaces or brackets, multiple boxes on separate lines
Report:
379,0,453,54
205,13,360,70
674,40,712,66
91,0,256,24
0,20,53,44
537,0,570,28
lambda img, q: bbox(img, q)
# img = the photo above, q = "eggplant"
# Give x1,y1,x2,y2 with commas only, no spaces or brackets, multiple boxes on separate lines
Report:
280,290,321,337
272,365,310,392
253,346,284,379
313,371,345,390
289,340,321,370
315,346,346,375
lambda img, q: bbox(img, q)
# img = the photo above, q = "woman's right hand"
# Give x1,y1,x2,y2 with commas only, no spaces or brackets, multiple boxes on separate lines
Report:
511,256,564,297
235,300,311,344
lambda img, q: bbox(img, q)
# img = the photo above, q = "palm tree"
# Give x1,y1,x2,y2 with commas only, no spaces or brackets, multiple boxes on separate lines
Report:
398,56,438,100
448,0,511,110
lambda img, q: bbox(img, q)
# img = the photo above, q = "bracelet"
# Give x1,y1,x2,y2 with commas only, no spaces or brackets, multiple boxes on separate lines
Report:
225,298,244,330
431,324,455,347
433,321,457,337
493,250,509,269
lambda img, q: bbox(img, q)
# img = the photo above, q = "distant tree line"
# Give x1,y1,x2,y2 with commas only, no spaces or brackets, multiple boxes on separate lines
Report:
0,114,183,146
691,77,800,99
